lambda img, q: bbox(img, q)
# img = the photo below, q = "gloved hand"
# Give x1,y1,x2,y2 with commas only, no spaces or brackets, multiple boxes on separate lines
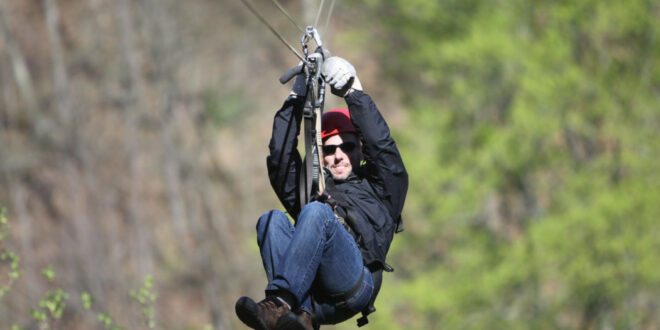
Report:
289,62,307,97
321,56,363,97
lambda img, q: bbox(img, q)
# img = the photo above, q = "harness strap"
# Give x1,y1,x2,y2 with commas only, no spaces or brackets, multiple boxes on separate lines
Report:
316,267,377,328
319,267,365,306
312,190,356,237
298,47,326,210
298,95,315,207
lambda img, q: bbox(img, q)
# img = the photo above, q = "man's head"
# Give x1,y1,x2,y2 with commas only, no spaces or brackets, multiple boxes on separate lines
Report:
321,108,363,180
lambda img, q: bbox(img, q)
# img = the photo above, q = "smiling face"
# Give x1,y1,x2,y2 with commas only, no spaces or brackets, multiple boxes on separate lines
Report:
322,132,362,180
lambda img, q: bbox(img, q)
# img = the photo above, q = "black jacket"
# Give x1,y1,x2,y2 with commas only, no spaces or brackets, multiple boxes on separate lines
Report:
267,90,408,272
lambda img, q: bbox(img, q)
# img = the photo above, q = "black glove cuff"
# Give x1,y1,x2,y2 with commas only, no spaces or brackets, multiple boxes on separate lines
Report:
331,77,354,97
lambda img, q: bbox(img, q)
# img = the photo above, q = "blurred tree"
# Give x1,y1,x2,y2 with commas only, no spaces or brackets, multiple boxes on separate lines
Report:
347,0,660,329
0,0,275,328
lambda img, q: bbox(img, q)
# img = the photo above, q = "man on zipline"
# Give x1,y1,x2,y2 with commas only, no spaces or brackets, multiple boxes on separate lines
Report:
236,56,408,330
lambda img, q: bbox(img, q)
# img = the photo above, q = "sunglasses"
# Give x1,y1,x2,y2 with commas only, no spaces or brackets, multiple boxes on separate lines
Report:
322,142,357,155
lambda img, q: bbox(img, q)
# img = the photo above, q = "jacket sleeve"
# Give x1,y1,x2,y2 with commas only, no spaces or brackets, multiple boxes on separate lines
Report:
267,96,305,218
345,91,408,220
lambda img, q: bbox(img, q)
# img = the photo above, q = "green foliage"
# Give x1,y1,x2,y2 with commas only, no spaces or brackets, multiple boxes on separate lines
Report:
81,291,122,330
130,275,157,329
0,206,142,329
1,210,26,330
42,265,55,282
356,0,660,328
0,207,8,240
0,207,22,298
0,251,21,297
39,289,68,319
98,313,122,330
81,292,93,310
30,267,69,328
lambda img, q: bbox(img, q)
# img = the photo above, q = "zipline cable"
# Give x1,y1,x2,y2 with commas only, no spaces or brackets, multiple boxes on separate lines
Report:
237,0,308,63
238,0,338,64
314,0,325,29
271,0,305,33
322,0,336,45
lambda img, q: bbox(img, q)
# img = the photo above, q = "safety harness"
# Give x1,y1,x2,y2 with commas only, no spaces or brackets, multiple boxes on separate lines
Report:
280,27,328,206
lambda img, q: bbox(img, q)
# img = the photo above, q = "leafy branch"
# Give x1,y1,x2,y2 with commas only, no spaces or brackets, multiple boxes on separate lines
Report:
30,266,68,329
0,207,156,329
0,207,22,298
130,275,157,329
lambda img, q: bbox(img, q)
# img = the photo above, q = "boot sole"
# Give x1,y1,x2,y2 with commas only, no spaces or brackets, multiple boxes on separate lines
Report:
235,296,269,330
275,312,308,330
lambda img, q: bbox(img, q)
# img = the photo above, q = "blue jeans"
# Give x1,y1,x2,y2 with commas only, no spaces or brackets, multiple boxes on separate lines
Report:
257,202,374,325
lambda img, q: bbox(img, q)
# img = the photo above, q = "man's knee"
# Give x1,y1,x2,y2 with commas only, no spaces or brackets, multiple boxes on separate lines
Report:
256,210,292,244
301,201,333,216
297,202,335,228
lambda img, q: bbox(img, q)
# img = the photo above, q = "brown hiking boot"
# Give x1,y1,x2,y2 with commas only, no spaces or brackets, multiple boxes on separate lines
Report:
235,296,291,330
275,311,318,330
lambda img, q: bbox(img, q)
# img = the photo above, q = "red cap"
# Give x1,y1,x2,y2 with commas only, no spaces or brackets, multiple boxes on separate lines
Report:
321,108,356,139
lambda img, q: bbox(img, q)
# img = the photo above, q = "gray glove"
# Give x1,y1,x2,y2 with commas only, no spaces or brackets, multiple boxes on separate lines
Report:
321,56,363,97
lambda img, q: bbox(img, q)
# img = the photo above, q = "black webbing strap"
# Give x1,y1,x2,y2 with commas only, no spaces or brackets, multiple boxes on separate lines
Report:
329,267,365,307
321,178,360,241
297,48,326,210
324,267,377,328
356,269,381,327
299,96,315,207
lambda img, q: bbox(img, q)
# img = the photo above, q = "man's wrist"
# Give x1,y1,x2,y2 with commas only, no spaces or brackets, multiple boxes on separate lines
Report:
344,88,359,98
344,88,362,99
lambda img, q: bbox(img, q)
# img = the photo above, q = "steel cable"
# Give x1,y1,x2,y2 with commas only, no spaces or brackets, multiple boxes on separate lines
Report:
322,0,336,46
271,0,305,33
314,0,325,28
238,0,338,63
237,0,307,63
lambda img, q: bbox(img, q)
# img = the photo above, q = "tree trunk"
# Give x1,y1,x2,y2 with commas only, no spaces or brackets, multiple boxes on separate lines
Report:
42,0,72,125
0,0,39,127
116,0,154,278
